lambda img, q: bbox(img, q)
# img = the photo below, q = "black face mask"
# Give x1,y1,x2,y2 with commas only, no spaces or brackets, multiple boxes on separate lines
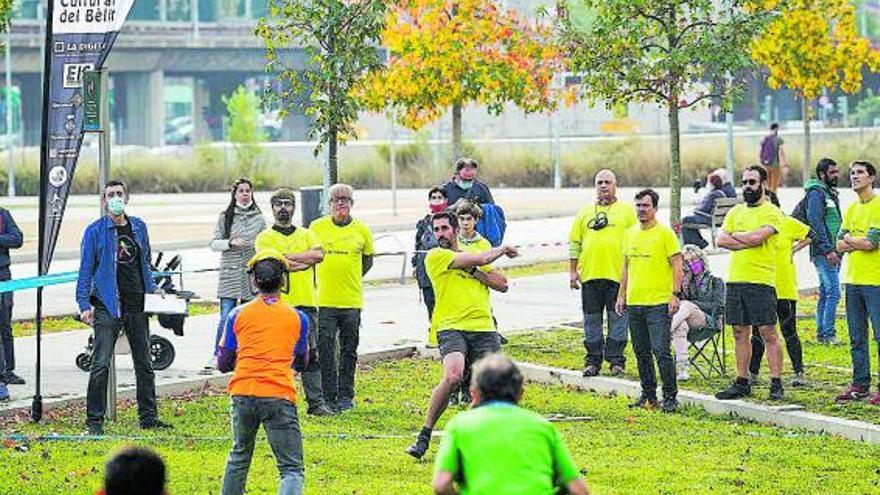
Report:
743,186,763,205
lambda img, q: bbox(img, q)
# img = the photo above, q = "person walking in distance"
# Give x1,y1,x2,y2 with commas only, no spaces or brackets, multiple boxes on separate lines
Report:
206,178,266,372
311,184,375,412
76,180,171,435
834,161,880,404
714,166,787,401
759,123,788,193
569,170,637,377
406,211,518,459
255,188,334,416
616,189,682,412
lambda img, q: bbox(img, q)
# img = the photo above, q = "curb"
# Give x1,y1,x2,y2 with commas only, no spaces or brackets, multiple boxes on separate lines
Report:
516,361,880,445
0,346,418,419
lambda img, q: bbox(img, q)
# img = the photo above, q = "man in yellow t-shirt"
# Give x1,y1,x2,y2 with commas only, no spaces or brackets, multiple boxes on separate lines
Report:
615,189,682,412
569,169,637,377
254,188,334,417
406,211,518,460
835,161,880,404
715,166,787,402
748,210,811,388
310,184,374,413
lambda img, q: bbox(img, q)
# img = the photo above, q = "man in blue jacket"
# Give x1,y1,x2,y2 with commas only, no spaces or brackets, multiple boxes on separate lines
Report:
76,180,170,435
805,158,843,344
0,206,23,401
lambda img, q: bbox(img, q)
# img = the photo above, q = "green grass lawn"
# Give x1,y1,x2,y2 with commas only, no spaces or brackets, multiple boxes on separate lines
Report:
3,358,880,494
504,315,880,425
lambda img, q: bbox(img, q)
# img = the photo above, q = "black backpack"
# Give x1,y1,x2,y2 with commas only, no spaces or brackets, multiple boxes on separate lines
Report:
791,195,808,224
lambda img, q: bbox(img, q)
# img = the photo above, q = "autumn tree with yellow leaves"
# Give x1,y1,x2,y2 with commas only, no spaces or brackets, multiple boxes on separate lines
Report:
361,0,565,160
752,0,880,181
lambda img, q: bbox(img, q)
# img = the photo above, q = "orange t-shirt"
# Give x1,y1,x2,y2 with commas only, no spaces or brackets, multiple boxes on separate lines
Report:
220,298,306,403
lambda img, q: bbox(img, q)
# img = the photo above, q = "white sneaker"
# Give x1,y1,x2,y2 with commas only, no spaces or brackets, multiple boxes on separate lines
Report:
676,361,690,381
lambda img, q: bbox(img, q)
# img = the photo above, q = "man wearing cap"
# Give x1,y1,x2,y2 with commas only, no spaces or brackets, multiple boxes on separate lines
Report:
218,250,311,495
311,183,375,412
254,188,333,416
442,157,494,206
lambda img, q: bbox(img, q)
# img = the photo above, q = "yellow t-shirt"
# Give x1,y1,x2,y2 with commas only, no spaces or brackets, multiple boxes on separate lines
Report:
254,227,321,308
722,202,785,286
311,216,375,309
426,248,495,345
570,201,637,283
623,222,681,306
458,234,493,272
775,216,810,300
842,195,880,286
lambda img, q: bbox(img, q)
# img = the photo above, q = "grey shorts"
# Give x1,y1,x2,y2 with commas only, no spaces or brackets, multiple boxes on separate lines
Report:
437,330,501,362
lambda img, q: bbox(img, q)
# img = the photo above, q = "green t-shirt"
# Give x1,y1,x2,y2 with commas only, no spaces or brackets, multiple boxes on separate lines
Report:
623,222,681,306
435,403,582,495
842,195,880,286
721,201,785,286
569,201,637,283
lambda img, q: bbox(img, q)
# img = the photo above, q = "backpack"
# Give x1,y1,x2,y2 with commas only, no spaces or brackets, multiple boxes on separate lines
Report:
759,135,777,166
476,203,507,247
791,195,808,224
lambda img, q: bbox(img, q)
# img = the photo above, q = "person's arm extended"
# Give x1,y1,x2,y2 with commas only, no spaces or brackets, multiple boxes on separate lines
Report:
793,236,812,255
285,248,324,267
0,210,23,248
448,245,518,270
432,471,456,495
614,257,629,316
472,268,509,293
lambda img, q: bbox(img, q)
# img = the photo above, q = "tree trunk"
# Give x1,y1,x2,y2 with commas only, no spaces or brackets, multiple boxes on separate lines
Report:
667,98,682,227
452,101,462,160
328,125,338,186
802,97,811,184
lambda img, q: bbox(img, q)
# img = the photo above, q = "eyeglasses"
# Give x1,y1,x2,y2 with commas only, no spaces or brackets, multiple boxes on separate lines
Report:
741,179,760,186
272,199,294,207
331,197,352,204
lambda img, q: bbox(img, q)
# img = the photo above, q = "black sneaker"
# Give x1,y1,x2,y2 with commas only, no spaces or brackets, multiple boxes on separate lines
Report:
769,381,785,401
628,395,658,409
140,419,173,430
308,403,336,416
582,365,600,377
660,398,679,413
5,372,25,385
448,390,461,407
335,398,355,412
406,434,430,459
610,364,625,376
715,381,751,400
86,423,104,436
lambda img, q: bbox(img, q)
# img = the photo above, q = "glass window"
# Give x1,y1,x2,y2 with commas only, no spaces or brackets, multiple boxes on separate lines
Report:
167,0,192,21
129,0,161,20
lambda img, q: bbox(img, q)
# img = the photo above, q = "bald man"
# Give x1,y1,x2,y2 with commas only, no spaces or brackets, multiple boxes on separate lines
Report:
569,170,638,377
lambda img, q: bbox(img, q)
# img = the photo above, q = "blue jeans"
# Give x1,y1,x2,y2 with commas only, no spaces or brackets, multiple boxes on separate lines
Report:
222,396,304,495
812,256,841,341
628,304,676,400
845,285,880,388
214,298,243,353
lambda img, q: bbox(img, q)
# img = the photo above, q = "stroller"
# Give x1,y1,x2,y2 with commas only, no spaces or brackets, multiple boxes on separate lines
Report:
75,252,196,372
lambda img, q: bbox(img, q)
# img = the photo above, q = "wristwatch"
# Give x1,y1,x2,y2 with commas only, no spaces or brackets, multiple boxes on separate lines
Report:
467,266,478,275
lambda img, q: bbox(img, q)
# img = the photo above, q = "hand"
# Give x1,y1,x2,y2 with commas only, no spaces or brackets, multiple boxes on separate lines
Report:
668,295,680,316
569,272,580,290
825,251,840,266
614,296,626,316
502,245,519,258
229,238,248,249
80,309,94,326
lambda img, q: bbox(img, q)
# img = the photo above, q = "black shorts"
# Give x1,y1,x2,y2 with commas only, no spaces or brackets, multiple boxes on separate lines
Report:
726,283,777,327
437,330,501,362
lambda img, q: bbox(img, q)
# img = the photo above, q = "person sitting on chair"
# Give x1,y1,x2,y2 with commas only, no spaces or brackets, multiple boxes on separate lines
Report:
670,245,725,381
681,174,727,249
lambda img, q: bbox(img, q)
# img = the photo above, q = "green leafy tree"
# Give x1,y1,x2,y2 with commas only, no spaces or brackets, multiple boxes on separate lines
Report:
223,85,266,179
257,0,386,190
559,0,775,224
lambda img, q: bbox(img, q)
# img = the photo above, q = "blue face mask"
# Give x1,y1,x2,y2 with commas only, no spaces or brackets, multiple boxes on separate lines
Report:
458,180,474,190
108,197,125,216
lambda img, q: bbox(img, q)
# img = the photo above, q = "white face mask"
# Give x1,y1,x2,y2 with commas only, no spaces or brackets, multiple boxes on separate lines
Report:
108,197,125,216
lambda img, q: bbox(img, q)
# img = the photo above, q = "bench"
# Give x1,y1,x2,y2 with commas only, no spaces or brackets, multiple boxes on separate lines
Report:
680,197,742,248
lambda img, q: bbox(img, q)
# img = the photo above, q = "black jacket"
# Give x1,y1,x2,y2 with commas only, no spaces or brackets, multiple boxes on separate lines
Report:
0,208,23,280
442,179,494,205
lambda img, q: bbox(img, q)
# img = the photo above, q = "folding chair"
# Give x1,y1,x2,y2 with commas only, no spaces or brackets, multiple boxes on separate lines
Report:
687,311,726,379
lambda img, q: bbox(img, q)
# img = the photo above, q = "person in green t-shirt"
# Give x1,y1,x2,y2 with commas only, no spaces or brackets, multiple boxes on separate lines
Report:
615,189,682,412
433,354,590,495
406,211,518,460
715,166,787,402
569,169,637,378
311,183,375,413
835,161,880,404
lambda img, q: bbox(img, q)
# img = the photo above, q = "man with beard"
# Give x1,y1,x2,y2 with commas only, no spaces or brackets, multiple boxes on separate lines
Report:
254,189,334,416
406,211,518,459
715,166,787,401
804,158,843,344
